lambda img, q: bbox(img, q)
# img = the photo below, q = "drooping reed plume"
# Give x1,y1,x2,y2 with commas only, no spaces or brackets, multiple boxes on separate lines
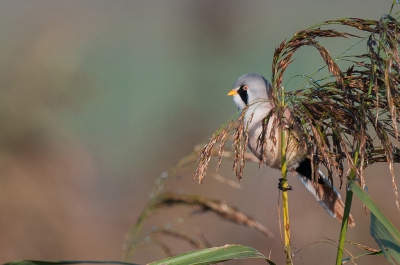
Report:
194,14,400,210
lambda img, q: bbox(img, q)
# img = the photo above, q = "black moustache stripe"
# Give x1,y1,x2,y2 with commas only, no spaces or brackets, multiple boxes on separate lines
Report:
238,86,248,105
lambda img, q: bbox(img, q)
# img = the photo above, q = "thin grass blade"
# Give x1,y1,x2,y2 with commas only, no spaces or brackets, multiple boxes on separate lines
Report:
350,180,400,264
4,261,139,265
148,244,275,265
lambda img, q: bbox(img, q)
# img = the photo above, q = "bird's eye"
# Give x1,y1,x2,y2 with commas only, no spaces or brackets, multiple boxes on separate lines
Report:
242,85,248,90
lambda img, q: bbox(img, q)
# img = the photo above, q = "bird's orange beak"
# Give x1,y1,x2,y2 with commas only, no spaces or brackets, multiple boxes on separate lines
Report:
227,89,237,96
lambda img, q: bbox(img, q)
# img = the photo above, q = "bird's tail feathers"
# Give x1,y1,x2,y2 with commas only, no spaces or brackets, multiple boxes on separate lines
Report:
291,159,356,228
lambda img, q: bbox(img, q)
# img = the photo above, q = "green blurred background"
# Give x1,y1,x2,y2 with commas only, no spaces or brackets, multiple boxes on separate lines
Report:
0,1,398,264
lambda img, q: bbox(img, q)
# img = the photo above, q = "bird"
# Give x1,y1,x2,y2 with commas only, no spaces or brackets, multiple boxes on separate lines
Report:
227,73,355,227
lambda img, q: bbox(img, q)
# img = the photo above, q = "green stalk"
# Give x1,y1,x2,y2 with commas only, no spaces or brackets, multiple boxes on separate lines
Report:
337,52,371,263
280,87,292,265
335,147,359,265
335,187,353,264
389,0,397,16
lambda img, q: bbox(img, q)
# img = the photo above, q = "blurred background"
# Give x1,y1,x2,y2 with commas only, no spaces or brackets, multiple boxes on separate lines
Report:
0,1,398,264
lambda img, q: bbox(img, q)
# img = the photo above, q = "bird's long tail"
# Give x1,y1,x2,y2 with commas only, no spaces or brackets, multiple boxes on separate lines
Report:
290,158,356,228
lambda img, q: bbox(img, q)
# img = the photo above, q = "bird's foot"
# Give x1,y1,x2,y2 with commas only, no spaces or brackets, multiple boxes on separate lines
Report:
278,178,293,191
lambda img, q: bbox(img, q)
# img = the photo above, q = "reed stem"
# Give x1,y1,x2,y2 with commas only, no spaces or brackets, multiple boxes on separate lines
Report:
335,147,359,265
280,87,292,265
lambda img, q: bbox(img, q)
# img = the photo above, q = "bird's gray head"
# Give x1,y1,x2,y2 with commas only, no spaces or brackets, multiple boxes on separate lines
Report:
228,73,273,110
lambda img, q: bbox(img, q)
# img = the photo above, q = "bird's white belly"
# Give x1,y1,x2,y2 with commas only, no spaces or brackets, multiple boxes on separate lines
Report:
246,114,307,170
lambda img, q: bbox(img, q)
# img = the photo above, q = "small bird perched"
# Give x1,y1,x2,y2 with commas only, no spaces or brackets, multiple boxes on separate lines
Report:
228,73,355,227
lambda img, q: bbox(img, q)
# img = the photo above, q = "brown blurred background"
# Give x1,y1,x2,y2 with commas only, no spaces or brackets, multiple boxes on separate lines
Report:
0,1,398,264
